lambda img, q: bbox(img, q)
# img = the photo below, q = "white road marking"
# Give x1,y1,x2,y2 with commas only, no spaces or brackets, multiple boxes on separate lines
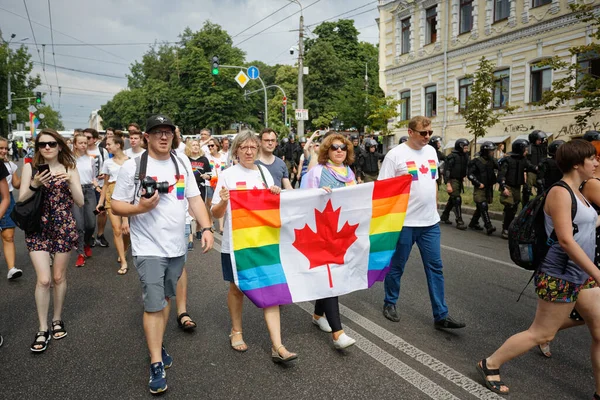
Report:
337,303,505,400
296,302,461,400
440,245,526,271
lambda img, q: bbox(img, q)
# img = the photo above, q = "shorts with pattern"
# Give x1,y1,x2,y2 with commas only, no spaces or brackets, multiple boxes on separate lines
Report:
569,276,598,321
534,271,585,303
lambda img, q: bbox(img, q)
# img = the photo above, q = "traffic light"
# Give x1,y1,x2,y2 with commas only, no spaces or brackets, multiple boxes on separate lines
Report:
211,56,219,75
281,107,285,122
35,92,42,104
257,111,264,125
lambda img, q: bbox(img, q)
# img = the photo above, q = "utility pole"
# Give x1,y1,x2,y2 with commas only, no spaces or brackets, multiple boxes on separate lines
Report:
6,34,15,137
297,12,305,138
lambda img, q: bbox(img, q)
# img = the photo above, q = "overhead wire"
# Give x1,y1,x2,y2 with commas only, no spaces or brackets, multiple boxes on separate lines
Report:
53,53,129,66
47,0,61,110
22,0,54,108
233,2,293,37
32,61,127,79
307,0,378,27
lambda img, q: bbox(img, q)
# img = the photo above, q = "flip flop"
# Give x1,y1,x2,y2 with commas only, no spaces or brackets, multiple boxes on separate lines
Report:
538,343,552,358
117,266,128,275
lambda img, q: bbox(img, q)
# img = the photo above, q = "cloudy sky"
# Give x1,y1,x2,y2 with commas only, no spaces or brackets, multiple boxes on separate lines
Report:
1,0,380,129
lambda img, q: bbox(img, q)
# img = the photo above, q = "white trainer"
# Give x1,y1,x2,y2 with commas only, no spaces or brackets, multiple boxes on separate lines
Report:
7,267,23,280
333,333,356,350
312,316,332,332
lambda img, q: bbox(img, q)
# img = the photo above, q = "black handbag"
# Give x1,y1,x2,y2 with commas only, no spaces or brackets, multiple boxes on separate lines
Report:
11,187,44,234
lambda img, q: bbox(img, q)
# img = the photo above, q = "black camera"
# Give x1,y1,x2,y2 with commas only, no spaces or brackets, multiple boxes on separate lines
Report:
141,176,169,198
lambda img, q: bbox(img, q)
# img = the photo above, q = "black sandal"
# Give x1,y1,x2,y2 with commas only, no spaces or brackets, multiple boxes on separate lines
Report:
476,359,509,395
177,313,197,331
30,330,50,353
51,320,67,340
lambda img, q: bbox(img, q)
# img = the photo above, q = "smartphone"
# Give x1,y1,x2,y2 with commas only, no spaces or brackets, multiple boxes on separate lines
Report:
93,205,105,215
37,164,50,175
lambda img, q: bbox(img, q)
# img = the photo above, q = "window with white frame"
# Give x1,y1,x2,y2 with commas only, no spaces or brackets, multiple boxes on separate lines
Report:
493,69,510,108
426,7,437,45
458,78,473,112
494,0,509,22
425,85,437,117
532,0,551,8
530,63,551,103
459,0,473,34
400,90,411,121
401,18,411,54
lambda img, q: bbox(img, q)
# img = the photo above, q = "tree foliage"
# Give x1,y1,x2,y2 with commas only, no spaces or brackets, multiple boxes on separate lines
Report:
539,4,600,127
367,96,404,135
446,56,517,151
36,105,64,130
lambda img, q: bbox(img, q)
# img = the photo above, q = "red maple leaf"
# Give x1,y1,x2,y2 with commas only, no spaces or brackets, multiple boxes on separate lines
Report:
292,200,359,288
419,164,429,174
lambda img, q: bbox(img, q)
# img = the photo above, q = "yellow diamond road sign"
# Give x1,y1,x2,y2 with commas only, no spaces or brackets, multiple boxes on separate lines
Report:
235,70,249,88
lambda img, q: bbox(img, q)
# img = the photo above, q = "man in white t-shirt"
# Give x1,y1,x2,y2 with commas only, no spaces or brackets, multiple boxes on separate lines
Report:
124,129,145,159
83,128,110,247
378,116,465,330
199,128,211,154
111,114,214,395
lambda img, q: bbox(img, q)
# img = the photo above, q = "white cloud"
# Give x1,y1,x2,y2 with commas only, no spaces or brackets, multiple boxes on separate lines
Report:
2,0,379,129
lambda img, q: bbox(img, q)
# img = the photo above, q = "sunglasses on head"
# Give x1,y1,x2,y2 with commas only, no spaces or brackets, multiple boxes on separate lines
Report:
412,129,434,137
37,141,59,149
330,143,348,151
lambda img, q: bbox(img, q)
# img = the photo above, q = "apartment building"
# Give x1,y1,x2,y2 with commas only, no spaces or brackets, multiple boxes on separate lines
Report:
377,0,599,149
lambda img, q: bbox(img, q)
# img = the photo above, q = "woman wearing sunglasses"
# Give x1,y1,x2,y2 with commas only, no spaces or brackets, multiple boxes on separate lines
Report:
300,132,357,349
206,138,228,234
20,129,84,353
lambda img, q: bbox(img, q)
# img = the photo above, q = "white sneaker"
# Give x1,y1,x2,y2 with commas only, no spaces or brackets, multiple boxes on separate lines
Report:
333,333,356,350
7,267,23,280
312,316,332,333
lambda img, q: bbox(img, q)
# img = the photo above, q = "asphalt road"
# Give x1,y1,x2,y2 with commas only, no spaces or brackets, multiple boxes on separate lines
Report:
0,209,595,399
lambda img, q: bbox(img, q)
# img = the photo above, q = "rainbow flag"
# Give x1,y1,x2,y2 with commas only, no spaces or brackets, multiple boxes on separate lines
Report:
29,112,40,137
229,175,412,308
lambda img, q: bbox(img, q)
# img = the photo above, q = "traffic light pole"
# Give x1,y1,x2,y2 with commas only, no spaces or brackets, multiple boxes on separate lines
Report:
219,65,268,128
244,84,288,127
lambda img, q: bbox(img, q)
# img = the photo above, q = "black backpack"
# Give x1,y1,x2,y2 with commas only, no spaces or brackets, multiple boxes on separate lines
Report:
508,180,577,271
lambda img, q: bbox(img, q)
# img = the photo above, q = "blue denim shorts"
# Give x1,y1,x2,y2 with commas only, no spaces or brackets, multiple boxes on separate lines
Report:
0,192,16,229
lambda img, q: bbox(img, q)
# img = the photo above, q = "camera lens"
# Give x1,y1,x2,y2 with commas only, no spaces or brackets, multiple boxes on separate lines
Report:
156,181,170,194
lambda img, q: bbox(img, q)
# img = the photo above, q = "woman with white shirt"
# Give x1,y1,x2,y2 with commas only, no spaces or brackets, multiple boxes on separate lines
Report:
0,136,22,279
97,135,130,274
72,134,98,267
206,138,228,234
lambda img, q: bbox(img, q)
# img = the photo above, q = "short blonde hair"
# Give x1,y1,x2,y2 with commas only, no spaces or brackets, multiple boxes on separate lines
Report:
230,130,260,161
185,139,204,158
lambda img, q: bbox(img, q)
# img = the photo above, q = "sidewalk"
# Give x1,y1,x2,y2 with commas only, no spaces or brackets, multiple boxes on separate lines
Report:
437,202,503,221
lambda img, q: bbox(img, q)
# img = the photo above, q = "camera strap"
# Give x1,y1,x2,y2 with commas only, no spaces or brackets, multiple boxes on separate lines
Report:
133,151,188,203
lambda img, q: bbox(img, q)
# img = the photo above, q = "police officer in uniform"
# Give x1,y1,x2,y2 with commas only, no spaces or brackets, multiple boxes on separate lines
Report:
498,139,534,239
283,134,300,184
429,136,446,188
583,130,600,142
360,139,385,182
467,141,498,235
399,136,408,144
536,140,565,192
524,130,547,205
440,138,470,230
349,134,364,183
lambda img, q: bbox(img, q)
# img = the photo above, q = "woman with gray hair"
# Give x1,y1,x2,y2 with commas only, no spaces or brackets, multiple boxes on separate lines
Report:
212,131,298,364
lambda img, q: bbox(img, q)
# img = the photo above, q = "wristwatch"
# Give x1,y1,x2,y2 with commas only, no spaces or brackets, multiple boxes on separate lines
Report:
200,227,214,234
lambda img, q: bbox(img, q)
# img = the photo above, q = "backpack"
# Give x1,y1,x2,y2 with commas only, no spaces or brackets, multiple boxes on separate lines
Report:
508,180,577,271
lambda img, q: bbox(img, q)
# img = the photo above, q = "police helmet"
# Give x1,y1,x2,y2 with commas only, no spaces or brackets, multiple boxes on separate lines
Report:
288,134,295,140
429,136,442,146
350,134,359,141
480,141,497,153
299,137,307,143
548,140,565,157
399,136,408,144
511,139,529,155
528,130,547,144
454,138,469,151
583,130,600,142
365,139,378,148
282,137,289,144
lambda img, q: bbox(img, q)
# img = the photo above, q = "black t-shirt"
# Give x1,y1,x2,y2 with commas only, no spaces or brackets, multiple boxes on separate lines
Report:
0,161,9,181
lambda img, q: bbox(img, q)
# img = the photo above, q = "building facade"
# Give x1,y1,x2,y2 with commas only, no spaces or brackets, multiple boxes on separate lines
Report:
377,0,600,149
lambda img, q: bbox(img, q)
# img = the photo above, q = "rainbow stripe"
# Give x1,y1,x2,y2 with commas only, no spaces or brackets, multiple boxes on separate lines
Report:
230,189,292,308
428,160,437,179
175,175,185,200
406,161,418,181
367,175,411,285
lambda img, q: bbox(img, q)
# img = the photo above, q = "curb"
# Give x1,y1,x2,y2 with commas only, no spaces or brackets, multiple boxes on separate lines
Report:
437,202,503,222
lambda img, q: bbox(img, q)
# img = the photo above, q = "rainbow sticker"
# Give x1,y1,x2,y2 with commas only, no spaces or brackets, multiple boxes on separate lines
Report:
406,161,418,181
428,160,437,179
236,181,247,190
175,175,185,200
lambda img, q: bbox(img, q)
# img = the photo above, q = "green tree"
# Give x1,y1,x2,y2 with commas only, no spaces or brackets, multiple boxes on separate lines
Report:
367,96,404,135
446,56,517,154
36,105,64,130
539,4,600,127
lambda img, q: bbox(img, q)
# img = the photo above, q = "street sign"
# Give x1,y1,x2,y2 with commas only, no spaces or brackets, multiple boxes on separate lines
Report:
247,66,260,80
235,70,249,88
282,96,287,106
28,105,37,113
295,109,308,121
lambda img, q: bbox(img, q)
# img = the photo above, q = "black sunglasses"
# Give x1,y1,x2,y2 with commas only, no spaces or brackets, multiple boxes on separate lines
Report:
37,141,59,149
207,144,215,148
412,129,434,137
330,143,348,151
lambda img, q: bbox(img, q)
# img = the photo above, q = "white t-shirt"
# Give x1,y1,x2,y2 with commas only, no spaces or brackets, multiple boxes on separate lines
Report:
378,143,440,227
206,153,229,178
176,142,186,155
101,158,128,183
4,161,17,191
76,155,95,185
88,146,109,187
111,154,200,257
212,164,274,253
124,148,145,159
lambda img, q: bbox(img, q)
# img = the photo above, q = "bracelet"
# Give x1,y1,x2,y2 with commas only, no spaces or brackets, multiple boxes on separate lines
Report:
29,184,40,192
200,227,214,234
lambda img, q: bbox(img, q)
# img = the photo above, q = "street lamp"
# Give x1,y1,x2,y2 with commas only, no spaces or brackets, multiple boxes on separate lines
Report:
288,0,305,138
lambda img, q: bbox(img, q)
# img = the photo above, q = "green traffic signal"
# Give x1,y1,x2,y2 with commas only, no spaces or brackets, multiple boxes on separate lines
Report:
212,67,219,75
211,56,219,75
35,91,42,104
